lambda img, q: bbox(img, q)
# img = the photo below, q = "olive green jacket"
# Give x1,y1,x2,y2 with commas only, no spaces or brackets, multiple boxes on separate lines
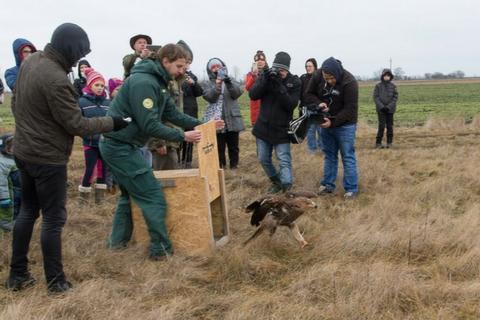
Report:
105,59,201,147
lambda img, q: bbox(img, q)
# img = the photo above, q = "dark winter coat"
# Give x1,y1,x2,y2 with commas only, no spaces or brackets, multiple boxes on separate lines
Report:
73,59,91,97
0,79,4,95
299,73,314,107
249,71,301,144
203,58,245,133
79,94,111,147
12,43,113,166
373,69,398,114
305,58,358,128
4,39,37,91
182,70,203,120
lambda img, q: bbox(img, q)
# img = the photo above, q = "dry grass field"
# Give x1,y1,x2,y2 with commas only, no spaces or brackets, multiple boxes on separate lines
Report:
2,116,480,319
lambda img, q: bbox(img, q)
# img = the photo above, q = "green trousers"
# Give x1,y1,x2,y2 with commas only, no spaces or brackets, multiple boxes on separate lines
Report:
99,139,172,256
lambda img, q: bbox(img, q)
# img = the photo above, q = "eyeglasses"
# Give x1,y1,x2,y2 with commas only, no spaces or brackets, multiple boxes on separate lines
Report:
255,58,265,62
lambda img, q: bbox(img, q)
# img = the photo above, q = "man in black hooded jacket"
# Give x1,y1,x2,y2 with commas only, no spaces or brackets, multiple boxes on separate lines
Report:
5,23,128,294
373,68,398,148
305,57,359,199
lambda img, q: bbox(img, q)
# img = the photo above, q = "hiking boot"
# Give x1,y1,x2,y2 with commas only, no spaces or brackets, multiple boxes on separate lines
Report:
268,175,282,194
94,183,107,204
282,184,292,193
78,185,92,205
344,191,357,200
318,185,334,195
148,254,169,262
48,280,73,294
5,273,36,291
375,143,384,149
0,220,14,232
386,143,392,149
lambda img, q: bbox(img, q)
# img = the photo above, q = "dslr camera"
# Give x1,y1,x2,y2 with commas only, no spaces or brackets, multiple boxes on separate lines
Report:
217,67,228,80
266,67,280,78
302,104,332,124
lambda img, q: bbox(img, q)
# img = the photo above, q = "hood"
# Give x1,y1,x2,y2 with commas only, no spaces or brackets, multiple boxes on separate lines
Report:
0,133,14,156
206,57,226,80
12,38,37,67
321,57,344,84
50,23,91,69
130,58,171,84
381,68,394,81
77,59,91,78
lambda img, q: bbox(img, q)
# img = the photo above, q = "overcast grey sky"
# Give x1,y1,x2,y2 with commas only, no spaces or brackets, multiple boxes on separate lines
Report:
1,0,479,87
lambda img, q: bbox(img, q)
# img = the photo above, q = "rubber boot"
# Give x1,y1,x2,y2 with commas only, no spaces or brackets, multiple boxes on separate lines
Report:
78,185,92,205
268,175,282,194
94,184,107,204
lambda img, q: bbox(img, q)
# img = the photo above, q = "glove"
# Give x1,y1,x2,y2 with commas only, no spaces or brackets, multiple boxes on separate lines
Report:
223,76,232,84
0,198,12,209
112,116,130,131
381,107,389,113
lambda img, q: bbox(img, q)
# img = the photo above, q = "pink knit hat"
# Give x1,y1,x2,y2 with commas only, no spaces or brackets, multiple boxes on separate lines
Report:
108,78,123,96
84,68,105,90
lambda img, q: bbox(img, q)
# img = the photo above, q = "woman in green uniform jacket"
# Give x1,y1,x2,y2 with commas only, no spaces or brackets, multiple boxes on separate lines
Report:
100,44,223,260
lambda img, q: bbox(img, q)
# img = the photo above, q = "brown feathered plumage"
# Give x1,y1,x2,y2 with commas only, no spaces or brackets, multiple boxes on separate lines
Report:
244,191,317,247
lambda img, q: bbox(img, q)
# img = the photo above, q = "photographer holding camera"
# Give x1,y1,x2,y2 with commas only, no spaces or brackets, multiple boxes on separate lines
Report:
249,52,301,194
203,58,245,169
305,57,359,199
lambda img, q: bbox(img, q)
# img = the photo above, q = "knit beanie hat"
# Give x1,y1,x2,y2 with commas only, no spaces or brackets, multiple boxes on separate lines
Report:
272,52,291,71
108,78,123,96
84,68,105,89
177,40,193,62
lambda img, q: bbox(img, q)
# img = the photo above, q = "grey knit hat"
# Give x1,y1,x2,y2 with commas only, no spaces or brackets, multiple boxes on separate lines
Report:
272,51,291,71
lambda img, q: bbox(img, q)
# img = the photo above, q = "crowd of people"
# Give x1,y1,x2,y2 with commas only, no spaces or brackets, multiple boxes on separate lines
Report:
0,22,399,294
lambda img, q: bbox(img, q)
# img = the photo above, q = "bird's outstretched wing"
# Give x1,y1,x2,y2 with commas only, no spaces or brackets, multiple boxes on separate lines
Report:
245,196,283,226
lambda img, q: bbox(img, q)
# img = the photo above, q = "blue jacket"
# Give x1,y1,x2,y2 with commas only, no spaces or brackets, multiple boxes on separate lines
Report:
4,39,36,91
79,94,111,147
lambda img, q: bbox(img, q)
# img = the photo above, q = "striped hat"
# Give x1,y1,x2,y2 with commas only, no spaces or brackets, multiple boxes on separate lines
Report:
272,51,291,71
84,68,105,89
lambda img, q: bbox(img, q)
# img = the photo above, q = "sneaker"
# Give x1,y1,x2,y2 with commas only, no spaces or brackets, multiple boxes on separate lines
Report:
148,253,170,262
48,280,73,294
267,183,283,194
386,143,392,149
318,185,334,195
5,273,36,291
375,144,384,149
344,192,357,199
282,184,292,192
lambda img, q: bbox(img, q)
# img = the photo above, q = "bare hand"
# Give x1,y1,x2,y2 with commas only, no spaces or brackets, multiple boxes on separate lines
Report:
140,48,151,59
320,118,331,128
319,102,329,112
156,146,167,155
184,130,202,143
212,119,225,130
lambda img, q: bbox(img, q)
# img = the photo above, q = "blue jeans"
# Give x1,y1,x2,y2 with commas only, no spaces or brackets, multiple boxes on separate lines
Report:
306,123,322,152
320,124,358,193
256,138,292,185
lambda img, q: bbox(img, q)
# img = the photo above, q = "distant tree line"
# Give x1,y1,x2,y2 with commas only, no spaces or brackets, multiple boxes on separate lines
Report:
356,68,467,81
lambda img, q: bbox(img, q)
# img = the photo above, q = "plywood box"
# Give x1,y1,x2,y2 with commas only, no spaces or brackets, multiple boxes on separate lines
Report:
131,122,229,256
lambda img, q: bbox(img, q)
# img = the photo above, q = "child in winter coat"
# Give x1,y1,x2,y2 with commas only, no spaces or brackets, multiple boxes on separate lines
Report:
0,134,20,232
373,69,398,148
78,68,111,203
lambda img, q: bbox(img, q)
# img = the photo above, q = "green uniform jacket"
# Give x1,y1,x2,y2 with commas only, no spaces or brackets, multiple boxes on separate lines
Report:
105,59,202,146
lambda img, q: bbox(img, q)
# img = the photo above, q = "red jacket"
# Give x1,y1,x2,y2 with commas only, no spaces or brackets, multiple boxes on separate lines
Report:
245,72,261,125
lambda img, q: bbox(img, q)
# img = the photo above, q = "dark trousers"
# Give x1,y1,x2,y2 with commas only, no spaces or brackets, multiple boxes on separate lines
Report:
180,142,194,168
81,146,105,186
217,131,239,169
376,112,394,144
10,158,67,284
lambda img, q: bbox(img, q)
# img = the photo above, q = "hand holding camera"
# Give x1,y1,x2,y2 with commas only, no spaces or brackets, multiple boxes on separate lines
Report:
217,67,229,80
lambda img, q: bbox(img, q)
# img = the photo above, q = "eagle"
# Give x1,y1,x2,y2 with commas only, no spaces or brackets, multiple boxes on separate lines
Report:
244,191,318,248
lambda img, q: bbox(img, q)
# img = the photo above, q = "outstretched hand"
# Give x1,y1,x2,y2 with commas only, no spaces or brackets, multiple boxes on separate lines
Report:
212,119,225,130
184,130,202,143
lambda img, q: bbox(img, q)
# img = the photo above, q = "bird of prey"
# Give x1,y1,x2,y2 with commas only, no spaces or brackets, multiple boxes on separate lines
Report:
244,191,318,248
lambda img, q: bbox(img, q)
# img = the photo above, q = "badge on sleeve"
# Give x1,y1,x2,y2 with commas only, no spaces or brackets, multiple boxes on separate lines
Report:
143,98,154,109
